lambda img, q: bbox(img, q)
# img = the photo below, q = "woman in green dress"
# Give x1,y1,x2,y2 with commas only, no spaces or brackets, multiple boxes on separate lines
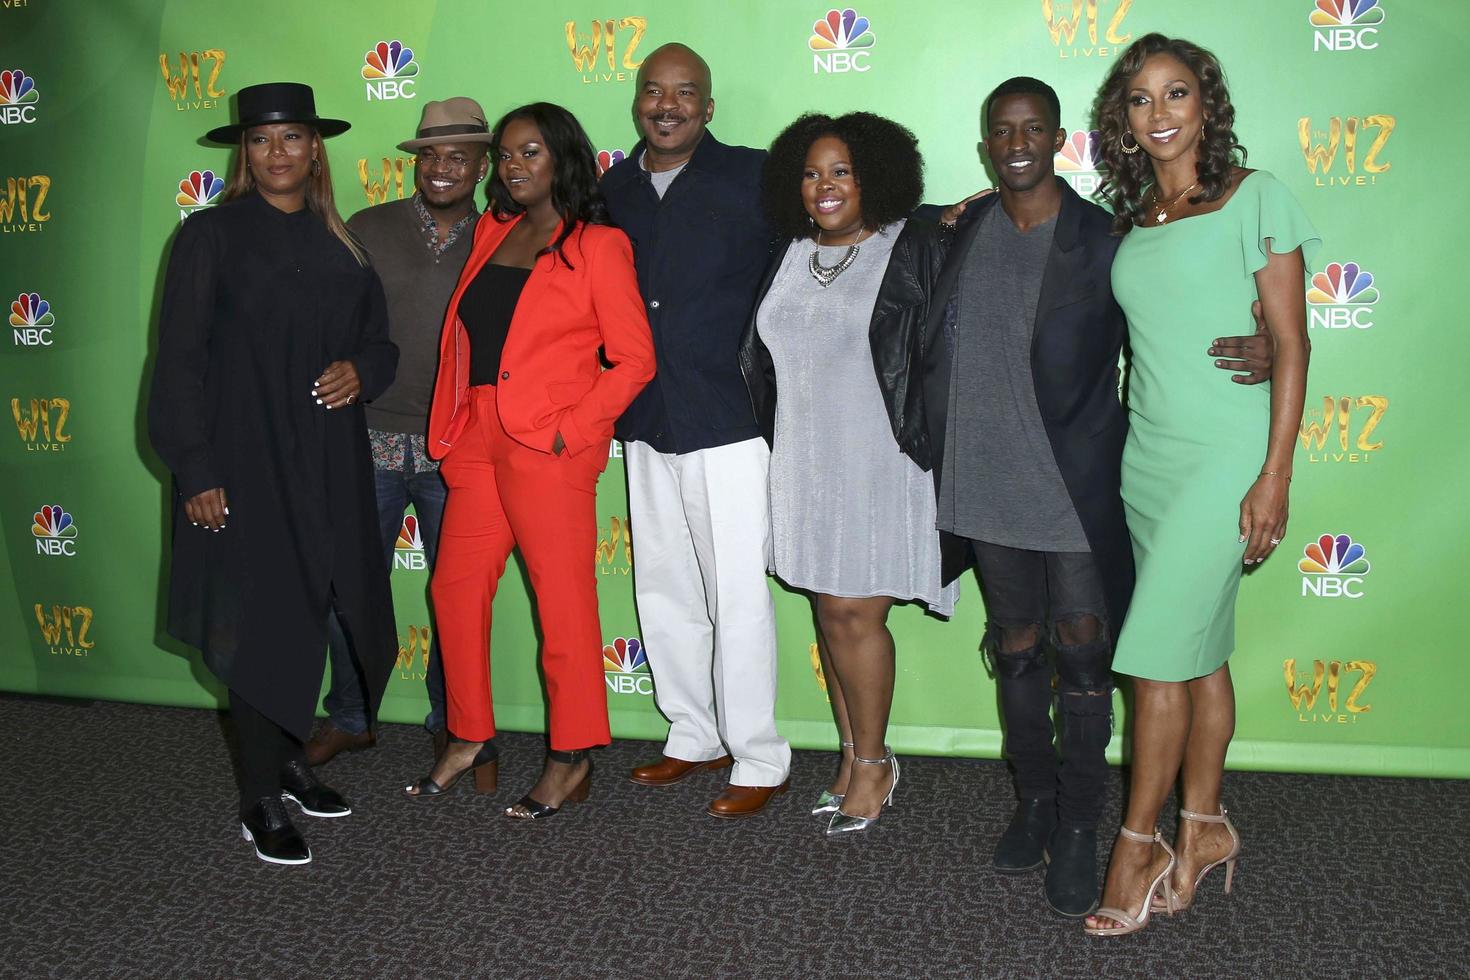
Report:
1084,34,1319,936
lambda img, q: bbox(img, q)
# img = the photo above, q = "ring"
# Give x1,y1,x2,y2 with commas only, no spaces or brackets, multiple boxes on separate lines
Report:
1269,538,1281,546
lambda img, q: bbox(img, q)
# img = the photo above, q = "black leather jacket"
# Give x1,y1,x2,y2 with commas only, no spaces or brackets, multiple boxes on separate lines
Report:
737,219,946,470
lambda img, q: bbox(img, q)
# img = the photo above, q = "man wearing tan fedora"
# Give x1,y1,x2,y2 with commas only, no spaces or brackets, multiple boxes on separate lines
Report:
306,97,493,766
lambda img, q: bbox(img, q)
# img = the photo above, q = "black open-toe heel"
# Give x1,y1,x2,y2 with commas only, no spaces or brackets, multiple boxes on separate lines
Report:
505,749,592,820
402,737,498,801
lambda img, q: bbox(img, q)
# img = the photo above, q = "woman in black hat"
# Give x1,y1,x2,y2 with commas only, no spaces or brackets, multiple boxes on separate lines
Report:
148,82,400,865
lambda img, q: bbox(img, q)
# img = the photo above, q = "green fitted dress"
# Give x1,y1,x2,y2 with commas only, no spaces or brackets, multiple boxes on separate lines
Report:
1111,171,1319,682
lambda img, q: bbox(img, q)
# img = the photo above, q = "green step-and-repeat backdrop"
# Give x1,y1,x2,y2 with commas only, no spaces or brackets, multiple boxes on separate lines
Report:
2,0,1465,777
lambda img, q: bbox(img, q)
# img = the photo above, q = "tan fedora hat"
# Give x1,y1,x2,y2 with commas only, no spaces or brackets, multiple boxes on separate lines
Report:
397,97,493,151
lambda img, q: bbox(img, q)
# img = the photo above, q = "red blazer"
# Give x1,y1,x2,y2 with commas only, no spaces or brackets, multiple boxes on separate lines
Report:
427,214,655,461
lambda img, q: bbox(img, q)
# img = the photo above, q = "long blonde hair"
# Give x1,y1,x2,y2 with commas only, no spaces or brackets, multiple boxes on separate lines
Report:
222,126,368,266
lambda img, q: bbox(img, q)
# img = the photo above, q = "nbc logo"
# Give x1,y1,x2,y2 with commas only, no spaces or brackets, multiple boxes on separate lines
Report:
0,68,38,125
1299,532,1370,598
603,637,652,695
10,292,54,347
393,514,427,571
1055,129,1103,196
11,396,69,452
809,8,874,74
32,503,77,557
177,169,224,223
1307,261,1379,330
1310,0,1385,52
596,149,626,178
35,602,95,658
362,40,419,101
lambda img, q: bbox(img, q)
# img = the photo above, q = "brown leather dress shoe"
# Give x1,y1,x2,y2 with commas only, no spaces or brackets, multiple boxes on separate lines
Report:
303,723,375,767
706,778,791,819
628,754,733,787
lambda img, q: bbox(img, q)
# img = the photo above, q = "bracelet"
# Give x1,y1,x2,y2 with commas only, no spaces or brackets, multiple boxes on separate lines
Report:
1259,469,1292,481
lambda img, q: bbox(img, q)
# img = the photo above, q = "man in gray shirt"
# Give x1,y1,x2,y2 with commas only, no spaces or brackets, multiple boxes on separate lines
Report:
926,77,1272,918
305,98,492,765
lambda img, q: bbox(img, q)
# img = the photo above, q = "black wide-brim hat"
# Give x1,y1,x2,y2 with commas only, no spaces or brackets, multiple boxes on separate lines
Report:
205,82,351,144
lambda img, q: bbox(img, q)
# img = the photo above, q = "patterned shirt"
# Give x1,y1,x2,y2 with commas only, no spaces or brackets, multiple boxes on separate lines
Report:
413,193,476,257
369,429,439,474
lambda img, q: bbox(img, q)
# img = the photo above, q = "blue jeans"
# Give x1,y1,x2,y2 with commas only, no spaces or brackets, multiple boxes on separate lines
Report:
324,461,448,734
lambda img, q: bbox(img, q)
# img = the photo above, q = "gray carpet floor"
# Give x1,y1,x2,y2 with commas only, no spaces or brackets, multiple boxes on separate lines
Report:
2,695,1466,979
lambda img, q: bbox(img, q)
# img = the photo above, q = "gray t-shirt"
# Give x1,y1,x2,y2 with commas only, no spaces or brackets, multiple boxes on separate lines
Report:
640,151,687,199
937,206,1089,551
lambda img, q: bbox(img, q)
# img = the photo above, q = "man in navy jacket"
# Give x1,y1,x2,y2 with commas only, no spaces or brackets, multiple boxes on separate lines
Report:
601,43,791,818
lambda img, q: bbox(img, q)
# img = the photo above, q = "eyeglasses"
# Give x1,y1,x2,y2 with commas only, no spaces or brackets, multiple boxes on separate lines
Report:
415,152,477,172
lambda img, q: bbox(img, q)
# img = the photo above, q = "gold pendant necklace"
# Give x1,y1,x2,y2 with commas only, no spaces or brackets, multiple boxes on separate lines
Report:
1151,180,1199,224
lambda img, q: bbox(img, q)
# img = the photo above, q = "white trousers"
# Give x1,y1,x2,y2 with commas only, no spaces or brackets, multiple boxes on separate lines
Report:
625,436,791,787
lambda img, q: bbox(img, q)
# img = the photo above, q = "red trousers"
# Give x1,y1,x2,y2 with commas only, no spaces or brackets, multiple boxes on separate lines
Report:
431,385,610,750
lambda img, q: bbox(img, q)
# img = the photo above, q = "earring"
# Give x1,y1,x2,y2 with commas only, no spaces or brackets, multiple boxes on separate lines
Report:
1120,132,1140,155
311,158,321,176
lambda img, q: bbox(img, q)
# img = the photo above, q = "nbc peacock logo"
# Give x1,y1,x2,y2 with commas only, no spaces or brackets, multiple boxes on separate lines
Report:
809,8,874,74
1299,532,1371,599
362,40,419,101
393,514,427,571
177,169,224,223
603,636,652,695
596,149,626,178
10,292,54,347
1307,261,1379,330
1310,0,1385,52
1054,129,1103,196
0,68,38,125
32,503,78,557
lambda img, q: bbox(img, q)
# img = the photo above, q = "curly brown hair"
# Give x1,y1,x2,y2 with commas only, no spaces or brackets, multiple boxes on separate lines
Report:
1093,33,1246,235
761,111,923,242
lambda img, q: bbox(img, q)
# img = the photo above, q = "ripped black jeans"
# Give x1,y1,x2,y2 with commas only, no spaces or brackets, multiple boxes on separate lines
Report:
971,541,1114,828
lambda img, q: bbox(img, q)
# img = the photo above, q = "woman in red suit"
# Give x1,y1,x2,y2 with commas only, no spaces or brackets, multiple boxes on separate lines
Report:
403,102,655,819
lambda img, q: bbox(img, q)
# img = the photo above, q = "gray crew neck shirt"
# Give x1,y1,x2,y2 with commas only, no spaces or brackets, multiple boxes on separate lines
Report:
640,150,687,199
937,205,1090,551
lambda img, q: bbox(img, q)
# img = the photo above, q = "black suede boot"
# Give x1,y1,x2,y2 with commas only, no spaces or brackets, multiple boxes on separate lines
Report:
994,797,1058,873
1044,822,1099,917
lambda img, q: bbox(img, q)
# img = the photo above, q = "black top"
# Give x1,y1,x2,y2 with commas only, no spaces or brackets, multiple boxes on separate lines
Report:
461,261,531,386
146,191,400,739
600,132,774,453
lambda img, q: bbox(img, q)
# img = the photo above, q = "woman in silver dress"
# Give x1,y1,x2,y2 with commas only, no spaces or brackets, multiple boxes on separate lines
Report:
738,112,956,836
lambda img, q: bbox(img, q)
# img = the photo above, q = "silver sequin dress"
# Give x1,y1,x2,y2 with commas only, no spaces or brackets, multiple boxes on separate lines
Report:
755,221,957,616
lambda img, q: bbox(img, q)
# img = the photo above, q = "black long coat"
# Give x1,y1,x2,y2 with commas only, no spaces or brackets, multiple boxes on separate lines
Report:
148,192,399,739
920,180,1135,630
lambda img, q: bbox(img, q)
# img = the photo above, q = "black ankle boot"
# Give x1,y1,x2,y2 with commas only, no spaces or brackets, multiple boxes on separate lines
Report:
1044,822,1100,917
241,795,311,865
280,757,352,818
994,797,1058,873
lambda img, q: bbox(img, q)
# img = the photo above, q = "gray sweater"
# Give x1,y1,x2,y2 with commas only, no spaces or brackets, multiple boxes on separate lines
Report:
346,197,478,435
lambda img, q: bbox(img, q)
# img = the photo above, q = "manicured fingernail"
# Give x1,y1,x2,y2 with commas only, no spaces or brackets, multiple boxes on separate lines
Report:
315,398,323,405
223,507,230,515
1239,535,1247,543
1216,360,1226,367
191,521,199,526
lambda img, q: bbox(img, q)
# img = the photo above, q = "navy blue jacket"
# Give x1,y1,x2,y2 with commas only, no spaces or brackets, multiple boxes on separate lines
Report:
602,132,774,453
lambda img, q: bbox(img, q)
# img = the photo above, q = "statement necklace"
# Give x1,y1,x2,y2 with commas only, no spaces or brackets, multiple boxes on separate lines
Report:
809,228,862,286
1149,180,1199,224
